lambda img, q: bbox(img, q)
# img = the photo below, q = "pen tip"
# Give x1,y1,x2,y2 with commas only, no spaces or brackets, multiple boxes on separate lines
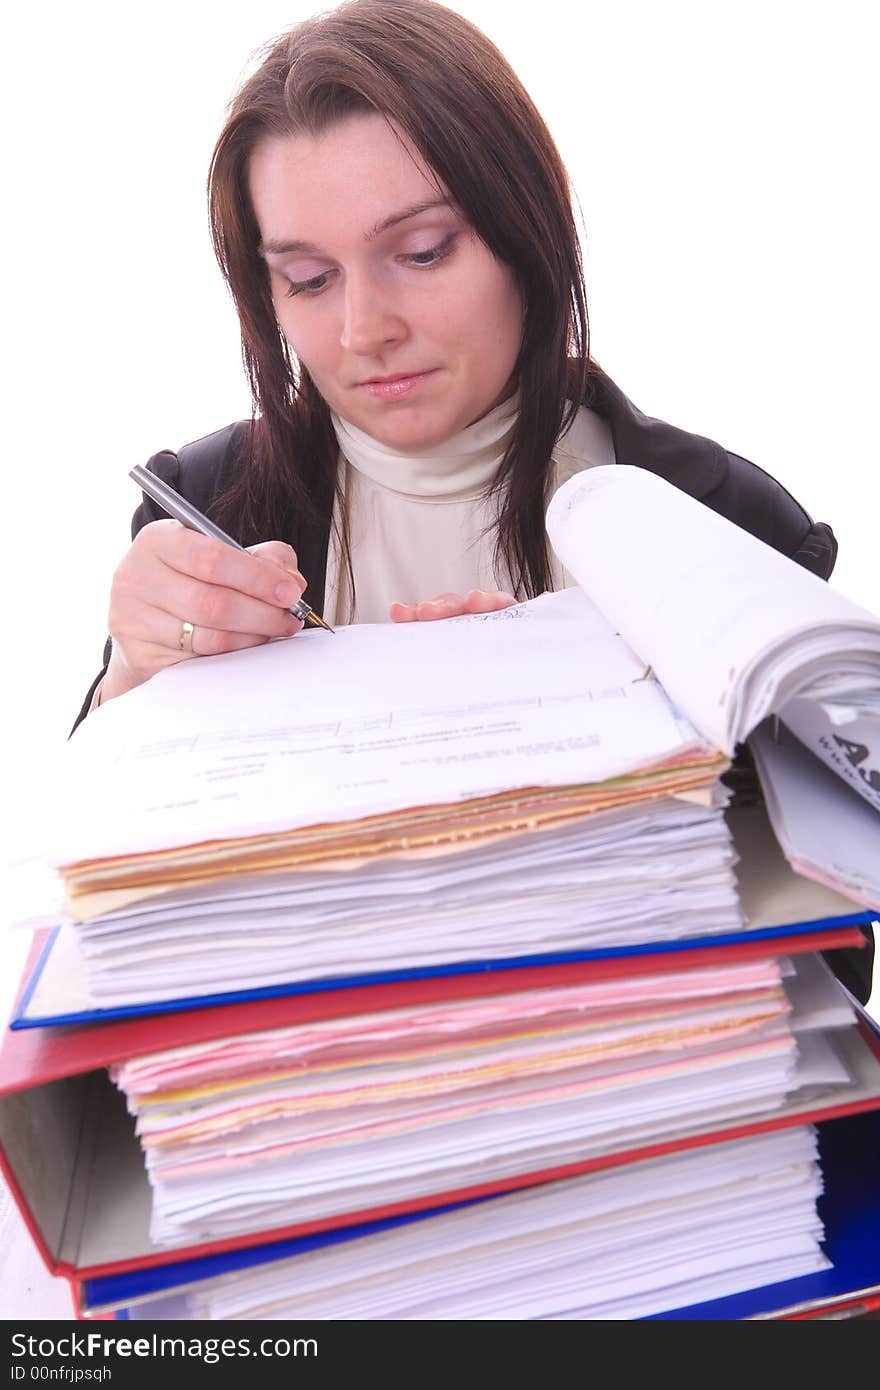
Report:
308,613,335,633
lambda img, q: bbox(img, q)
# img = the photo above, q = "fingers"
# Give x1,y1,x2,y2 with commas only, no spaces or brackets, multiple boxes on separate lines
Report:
151,524,306,609
416,594,466,622
462,589,518,614
140,603,302,658
388,602,417,623
248,540,306,591
151,569,304,641
112,523,305,638
389,590,517,622
390,593,462,622
104,522,309,699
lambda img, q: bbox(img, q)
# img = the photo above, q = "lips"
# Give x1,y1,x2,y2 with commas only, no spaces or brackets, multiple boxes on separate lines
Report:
358,369,438,401
360,371,427,385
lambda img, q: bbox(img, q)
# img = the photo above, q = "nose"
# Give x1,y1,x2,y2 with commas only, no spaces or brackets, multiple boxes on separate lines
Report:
339,272,406,356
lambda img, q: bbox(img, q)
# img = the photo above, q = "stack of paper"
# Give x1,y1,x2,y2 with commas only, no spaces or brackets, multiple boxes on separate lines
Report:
75,798,738,1008
109,952,857,1249
122,1127,829,1321
28,583,740,1015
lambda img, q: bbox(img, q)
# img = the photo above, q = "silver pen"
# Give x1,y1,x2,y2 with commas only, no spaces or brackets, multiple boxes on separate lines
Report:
129,464,334,632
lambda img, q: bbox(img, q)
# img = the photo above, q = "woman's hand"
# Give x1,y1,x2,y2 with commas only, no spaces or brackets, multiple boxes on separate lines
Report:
389,589,517,622
101,521,307,702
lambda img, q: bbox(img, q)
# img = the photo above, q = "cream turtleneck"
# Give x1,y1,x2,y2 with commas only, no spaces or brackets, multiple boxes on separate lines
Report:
325,398,614,625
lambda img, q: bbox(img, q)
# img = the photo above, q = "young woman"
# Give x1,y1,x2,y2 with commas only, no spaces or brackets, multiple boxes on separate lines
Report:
75,0,870,1000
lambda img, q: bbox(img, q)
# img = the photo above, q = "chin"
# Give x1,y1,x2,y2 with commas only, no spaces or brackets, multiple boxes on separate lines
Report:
355,405,459,452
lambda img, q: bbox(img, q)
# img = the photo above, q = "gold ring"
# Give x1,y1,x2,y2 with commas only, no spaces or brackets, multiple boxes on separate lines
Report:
179,620,195,654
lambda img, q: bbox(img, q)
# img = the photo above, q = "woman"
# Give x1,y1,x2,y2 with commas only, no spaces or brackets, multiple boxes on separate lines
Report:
76,0,870,1000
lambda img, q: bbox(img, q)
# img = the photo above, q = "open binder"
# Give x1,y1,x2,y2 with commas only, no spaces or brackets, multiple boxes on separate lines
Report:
72,1105,880,1321
13,801,875,1031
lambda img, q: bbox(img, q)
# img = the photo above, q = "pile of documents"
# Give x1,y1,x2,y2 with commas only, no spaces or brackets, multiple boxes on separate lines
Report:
111,952,857,1249
31,578,740,1015
72,798,739,1008
124,1127,830,1320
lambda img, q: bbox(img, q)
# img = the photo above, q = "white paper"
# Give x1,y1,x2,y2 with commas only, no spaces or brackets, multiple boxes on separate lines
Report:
546,466,880,755
750,720,880,909
50,587,710,865
136,1128,826,1321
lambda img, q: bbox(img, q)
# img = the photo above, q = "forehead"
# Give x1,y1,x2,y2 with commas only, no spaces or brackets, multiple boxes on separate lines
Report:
247,112,447,240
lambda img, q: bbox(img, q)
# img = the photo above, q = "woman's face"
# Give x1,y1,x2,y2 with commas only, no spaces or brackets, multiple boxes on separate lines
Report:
248,112,524,450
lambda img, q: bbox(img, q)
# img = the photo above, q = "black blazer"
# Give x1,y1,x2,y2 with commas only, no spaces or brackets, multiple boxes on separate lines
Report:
74,367,873,1001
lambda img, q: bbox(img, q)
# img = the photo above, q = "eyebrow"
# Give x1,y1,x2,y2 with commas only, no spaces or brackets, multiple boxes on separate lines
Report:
258,198,454,257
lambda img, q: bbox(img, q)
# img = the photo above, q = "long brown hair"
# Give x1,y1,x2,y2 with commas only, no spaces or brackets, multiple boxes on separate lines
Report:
208,0,590,600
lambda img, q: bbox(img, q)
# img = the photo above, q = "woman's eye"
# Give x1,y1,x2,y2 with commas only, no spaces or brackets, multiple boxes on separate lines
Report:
284,271,332,298
401,232,458,268
280,233,458,298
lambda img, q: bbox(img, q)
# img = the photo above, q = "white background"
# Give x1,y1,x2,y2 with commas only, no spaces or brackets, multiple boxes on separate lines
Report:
1,0,878,1316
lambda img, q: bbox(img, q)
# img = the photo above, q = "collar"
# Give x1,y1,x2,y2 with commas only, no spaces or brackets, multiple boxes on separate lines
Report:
330,393,519,499
291,365,730,615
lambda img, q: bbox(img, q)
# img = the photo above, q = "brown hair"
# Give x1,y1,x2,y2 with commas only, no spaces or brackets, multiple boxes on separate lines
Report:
208,0,590,601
